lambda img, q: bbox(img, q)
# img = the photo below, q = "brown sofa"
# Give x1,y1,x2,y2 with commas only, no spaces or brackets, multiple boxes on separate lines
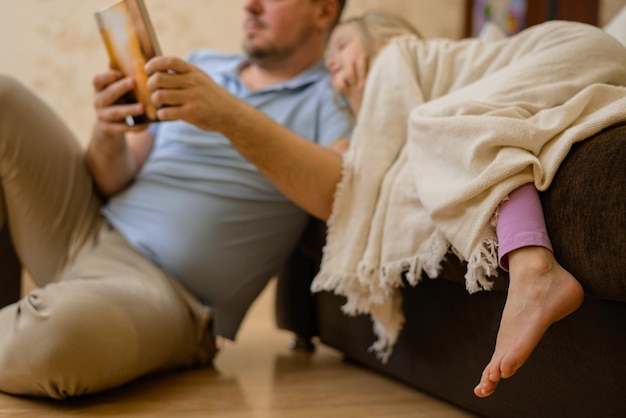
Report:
275,122,626,418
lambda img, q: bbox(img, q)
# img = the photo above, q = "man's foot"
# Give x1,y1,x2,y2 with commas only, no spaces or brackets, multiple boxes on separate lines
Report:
474,246,584,398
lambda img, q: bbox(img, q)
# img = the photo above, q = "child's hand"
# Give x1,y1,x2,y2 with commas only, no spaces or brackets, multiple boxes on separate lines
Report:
332,53,368,117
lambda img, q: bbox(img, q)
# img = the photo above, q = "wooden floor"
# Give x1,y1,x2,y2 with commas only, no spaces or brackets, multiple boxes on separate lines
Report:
0,279,477,417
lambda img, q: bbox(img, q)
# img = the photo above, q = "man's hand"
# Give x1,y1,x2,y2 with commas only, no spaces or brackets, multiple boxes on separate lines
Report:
92,70,150,136
145,57,237,132
87,69,155,197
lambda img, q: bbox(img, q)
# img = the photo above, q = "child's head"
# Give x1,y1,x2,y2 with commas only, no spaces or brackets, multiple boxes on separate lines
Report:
345,11,420,58
326,11,421,75
325,11,421,117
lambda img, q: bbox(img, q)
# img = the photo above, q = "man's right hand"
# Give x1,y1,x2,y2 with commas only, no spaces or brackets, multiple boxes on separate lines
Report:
86,70,156,197
92,70,150,136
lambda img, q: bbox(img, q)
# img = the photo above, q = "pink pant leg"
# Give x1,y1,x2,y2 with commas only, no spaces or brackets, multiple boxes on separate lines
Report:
496,183,553,271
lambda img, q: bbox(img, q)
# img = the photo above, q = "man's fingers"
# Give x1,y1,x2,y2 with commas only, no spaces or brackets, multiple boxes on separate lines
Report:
151,88,187,110
146,70,183,91
145,56,190,75
99,120,150,135
97,106,150,134
96,102,144,125
92,69,124,92
93,77,136,110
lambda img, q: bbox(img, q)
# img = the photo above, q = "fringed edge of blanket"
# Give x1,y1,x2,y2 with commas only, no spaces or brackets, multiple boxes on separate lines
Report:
464,236,500,294
312,230,501,363
368,310,403,364
312,229,450,362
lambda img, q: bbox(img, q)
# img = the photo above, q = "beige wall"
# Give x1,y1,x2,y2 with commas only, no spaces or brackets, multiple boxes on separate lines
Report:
0,0,468,144
0,0,245,144
0,0,623,145
603,0,626,24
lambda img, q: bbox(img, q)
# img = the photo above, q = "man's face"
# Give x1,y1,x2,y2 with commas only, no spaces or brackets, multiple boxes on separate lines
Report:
242,0,323,63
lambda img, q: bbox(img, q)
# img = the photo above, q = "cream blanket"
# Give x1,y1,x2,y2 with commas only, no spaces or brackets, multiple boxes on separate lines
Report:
312,21,626,361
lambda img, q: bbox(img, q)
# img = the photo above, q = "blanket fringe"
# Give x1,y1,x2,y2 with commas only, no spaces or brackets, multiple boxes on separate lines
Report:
369,315,398,363
465,236,499,293
312,229,455,362
313,231,501,363
313,229,452,314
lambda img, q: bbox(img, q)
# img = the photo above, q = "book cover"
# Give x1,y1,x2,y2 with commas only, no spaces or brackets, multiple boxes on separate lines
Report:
95,0,161,124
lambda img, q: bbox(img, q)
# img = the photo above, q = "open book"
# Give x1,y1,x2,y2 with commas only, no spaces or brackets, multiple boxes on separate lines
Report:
95,0,161,124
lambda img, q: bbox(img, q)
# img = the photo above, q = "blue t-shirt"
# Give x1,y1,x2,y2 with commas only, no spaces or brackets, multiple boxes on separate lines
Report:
102,50,351,339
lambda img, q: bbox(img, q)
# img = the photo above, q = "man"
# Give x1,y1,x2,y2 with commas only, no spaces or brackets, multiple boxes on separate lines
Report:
0,0,347,399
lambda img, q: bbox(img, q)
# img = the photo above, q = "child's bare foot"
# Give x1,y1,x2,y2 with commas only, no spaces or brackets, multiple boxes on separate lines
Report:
474,246,584,398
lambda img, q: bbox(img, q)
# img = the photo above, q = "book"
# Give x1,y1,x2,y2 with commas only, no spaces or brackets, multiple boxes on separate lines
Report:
95,0,161,124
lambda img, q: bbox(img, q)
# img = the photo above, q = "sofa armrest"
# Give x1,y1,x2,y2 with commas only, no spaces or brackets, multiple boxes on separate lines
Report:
541,122,626,302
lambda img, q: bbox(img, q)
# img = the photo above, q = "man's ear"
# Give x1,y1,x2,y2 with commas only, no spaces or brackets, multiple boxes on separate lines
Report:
313,0,340,31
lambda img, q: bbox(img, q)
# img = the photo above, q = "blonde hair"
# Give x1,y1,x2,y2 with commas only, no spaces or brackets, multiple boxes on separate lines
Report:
332,12,421,122
342,11,422,59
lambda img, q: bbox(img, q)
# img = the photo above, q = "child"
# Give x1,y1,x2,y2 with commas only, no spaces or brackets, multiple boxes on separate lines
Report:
324,12,584,398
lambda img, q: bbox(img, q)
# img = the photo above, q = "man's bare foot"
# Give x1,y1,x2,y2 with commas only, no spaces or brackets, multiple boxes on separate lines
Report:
474,246,584,398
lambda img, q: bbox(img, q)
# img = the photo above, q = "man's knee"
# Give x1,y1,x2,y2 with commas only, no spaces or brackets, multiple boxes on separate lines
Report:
0,74,25,105
0,75,36,137
0,285,141,399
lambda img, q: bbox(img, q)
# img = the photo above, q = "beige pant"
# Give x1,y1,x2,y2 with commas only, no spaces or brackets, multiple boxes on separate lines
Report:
0,75,215,399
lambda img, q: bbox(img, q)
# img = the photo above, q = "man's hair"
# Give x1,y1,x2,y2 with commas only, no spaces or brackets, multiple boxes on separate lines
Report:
338,0,347,16
334,0,347,27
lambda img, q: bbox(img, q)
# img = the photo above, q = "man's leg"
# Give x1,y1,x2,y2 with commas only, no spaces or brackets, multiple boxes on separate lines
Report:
0,222,215,399
0,76,215,398
0,75,101,287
